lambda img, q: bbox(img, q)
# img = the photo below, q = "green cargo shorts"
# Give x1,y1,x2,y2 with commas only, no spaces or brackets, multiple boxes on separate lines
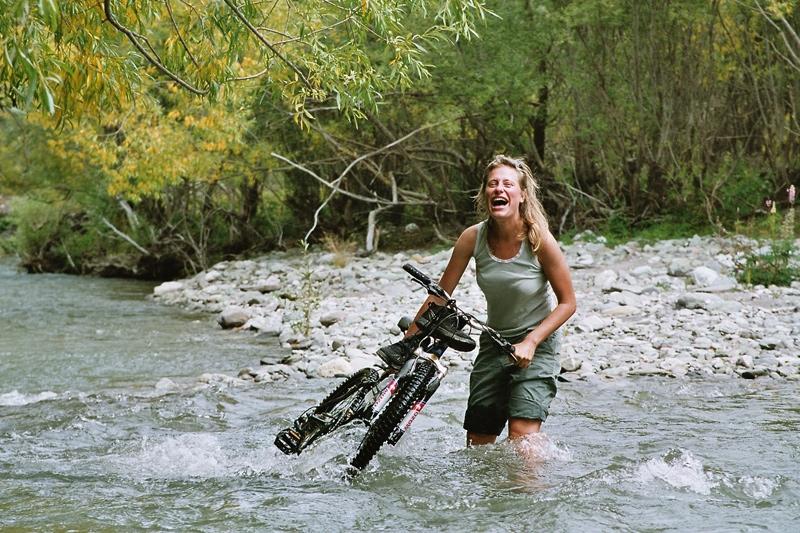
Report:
463,329,561,436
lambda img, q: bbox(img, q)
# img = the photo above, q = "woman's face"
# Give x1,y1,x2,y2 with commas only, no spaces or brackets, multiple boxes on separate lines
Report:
485,164,524,221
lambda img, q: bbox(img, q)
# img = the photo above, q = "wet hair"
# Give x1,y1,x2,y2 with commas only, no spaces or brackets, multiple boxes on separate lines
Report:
475,155,549,251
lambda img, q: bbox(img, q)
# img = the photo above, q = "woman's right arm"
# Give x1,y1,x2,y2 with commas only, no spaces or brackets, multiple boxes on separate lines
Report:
403,225,479,336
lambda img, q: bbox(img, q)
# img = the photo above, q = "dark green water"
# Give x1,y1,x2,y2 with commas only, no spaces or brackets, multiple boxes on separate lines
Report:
1,262,798,531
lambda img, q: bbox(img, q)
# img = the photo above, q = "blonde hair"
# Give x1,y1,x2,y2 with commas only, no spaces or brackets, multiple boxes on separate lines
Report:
475,155,549,251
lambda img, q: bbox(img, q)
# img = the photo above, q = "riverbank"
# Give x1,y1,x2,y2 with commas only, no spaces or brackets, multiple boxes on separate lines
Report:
152,234,800,382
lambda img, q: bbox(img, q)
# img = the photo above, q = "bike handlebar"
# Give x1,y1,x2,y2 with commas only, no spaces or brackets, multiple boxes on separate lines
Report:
402,262,517,360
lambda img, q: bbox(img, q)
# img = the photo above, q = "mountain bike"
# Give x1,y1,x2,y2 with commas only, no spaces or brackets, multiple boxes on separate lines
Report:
274,263,516,475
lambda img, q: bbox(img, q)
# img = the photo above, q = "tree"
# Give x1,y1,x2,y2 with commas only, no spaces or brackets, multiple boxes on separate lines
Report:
0,0,493,122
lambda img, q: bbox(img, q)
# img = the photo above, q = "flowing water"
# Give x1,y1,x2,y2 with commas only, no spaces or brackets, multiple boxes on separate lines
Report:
1,261,798,531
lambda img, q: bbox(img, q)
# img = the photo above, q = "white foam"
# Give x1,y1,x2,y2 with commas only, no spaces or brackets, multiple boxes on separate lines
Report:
507,433,573,462
0,390,58,406
118,434,230,478
725,475,779,500
634,449,717,495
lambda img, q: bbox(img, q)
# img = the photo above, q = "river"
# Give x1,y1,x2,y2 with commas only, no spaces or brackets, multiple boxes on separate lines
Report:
1,261,797,530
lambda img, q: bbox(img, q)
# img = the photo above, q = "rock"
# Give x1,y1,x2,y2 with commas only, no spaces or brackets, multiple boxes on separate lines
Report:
154,377,178,391
601,305,640,317
204,270,222,283
319,312,344,327
244,314,283,335
331,338,346,351
573,252,594,268
317,357,353,378
668,258,694,277
628,364,674,377
560,356,582,373
198,373,243,386
289,338,312,350
594,269,618,291
675,293,723,311
759,338,782,350
574,315,612,333
736,355,754,368
740,366,769,379
217,306,250,329
242,275,281,293
238,367,255,380
696,276,737,293
153,281,184,297
691,266,719,287
405,223,420,232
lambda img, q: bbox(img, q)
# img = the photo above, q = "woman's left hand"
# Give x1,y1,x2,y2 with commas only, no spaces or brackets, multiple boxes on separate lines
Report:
512,338,537,369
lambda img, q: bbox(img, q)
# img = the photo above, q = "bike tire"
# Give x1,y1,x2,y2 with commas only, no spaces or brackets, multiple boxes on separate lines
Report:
348,360,435,472
275,367,380,455
317,367,380,414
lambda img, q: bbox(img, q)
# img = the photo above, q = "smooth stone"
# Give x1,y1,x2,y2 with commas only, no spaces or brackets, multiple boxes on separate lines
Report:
153,281,184,296
237,367,255,380
594,270,618,290
317,357,353,378
155,377,178,391
574,315,612,333
740,366,769,379
560,356,582,373
242,275,281,293
691,266,719,287
218,306,250,329
675,293,723,311
602,305,640,317
319,312,344,327
668,258,693,277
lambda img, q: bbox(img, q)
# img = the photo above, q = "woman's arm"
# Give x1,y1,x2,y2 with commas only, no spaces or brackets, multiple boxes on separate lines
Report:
403,224,479,336
513,231,577,368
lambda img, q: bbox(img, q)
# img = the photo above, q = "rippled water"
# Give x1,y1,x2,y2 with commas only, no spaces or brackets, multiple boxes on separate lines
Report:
1,261,798,530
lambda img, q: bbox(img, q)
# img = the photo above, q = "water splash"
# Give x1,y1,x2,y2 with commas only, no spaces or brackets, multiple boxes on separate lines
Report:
0,390,58,406
634,449,717,495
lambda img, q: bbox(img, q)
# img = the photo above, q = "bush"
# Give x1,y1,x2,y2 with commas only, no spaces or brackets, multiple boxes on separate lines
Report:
735,240,800,287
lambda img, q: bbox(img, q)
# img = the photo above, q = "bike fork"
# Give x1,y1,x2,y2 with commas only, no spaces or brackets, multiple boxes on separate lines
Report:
368,358,415,420
387,364,447,445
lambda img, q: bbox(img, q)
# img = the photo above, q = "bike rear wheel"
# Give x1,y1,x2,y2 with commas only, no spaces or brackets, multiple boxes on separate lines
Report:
348,360,435,472
275,367,380,455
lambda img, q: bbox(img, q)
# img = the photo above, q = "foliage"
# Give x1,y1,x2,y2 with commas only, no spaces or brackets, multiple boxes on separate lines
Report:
292,241,321,338
734,187,799,287
735,240,799,287
0,0,492,122
2,0,800,278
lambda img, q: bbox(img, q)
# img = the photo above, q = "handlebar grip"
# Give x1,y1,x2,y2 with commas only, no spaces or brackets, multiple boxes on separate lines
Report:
402,263,432,285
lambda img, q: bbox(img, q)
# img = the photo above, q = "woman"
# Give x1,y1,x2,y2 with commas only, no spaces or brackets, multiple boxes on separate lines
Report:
377,155,576,444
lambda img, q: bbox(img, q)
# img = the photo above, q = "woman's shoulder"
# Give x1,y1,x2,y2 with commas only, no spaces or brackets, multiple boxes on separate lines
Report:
453,223,483,258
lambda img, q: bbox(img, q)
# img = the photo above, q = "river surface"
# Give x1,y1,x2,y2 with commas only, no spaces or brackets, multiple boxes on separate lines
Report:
1,261,798,531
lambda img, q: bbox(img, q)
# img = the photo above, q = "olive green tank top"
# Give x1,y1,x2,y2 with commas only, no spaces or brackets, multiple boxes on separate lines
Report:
473,220,554,338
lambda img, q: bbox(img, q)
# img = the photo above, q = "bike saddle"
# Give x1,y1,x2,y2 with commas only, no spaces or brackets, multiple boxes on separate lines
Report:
414,303,476,352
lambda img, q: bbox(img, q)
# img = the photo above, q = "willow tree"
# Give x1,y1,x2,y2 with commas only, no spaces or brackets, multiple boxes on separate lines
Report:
1,0,492,121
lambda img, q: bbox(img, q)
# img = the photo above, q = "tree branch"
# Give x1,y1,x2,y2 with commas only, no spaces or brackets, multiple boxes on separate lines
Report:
103,0,208,94
222,0,313,90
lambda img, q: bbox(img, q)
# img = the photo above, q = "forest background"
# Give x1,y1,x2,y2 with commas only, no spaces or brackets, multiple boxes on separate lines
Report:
0,0,798,280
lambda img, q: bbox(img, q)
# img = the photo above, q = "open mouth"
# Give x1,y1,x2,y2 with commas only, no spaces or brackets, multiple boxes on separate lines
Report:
491,197,508,207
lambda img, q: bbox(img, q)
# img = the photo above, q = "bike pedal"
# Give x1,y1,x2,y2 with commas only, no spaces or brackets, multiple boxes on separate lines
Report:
274,428,302,455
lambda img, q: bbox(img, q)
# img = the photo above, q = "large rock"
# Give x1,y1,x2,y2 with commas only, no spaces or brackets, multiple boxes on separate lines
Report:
691,266,719,287
153,281,184,297
217,306,250,329
316,357,353,378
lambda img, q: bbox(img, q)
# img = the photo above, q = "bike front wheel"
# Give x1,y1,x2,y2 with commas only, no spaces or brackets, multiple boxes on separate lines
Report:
275,366,380,455
348,359,435,473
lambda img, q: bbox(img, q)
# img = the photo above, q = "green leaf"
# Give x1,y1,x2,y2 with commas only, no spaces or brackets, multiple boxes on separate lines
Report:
38,0,60,31
39,80,55,114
